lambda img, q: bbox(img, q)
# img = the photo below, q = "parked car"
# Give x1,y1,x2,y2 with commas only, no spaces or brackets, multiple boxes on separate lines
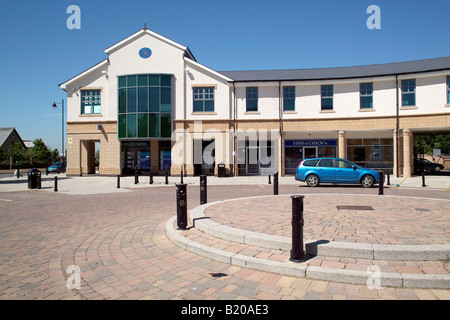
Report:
47,162,66,173
415,158,444,173
295,158,380,188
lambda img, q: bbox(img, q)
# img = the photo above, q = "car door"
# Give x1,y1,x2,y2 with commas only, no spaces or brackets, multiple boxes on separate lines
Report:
316,159,336,182
335,159,361,183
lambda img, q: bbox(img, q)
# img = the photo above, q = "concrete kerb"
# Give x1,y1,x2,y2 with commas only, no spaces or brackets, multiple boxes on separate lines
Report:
166,215,450,289
187,194,450,261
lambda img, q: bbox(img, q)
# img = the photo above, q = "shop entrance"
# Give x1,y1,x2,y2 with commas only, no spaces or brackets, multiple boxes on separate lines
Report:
121,141,151,175
304,147,317,159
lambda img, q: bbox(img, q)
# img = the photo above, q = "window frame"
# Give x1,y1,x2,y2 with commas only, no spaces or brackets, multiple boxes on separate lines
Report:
401,79,416,107
360,82,373,109
246,87,258,112
321,85,333,111
193,87,215,113
447,75,450,104
283,86,295,111
81,89,101,115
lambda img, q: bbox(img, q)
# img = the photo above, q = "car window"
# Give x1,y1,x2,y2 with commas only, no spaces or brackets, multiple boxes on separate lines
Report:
303,159,319,167
335,160,353,168
318,159,334,167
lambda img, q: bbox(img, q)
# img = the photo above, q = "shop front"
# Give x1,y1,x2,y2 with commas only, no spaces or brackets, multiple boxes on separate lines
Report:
284,139,337,175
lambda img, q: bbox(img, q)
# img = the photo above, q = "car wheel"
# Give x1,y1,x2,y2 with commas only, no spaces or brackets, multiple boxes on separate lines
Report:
306,174,320,187
361,175,375,188
434,166,441,172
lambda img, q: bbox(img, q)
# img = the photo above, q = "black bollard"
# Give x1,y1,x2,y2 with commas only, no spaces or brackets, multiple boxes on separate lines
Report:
268,175,271,184
290,195,306,262
117,175,120,188
378,171,384,195
181,166,184,184
165,169,169,185
387,171,390,186
200,175,207,205
134,167,139,184
54,176,58,192
176,183,188,230
422,173,426,187
16,169,19,179
273,172,279,195
149,170,153,184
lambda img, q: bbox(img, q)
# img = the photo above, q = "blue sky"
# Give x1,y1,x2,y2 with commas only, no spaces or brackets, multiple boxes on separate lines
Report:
0,0,449,152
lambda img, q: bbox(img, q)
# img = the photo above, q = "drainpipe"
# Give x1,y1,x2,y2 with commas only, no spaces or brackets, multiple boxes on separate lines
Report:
278,81,283,176
233,82,237,176
395,75,399,177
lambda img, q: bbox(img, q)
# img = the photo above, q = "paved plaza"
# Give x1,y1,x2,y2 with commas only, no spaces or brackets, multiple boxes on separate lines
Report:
0,173,449,300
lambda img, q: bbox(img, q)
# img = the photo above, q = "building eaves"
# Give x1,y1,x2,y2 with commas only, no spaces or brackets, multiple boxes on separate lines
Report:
218,56,450,82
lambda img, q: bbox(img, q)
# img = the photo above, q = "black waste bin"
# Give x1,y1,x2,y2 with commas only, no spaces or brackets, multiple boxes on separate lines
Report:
217,162,226,177
27,168,41,189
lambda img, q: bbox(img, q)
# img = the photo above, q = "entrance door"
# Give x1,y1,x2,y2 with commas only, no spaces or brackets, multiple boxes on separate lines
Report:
246,146,260,175
304,147,317,159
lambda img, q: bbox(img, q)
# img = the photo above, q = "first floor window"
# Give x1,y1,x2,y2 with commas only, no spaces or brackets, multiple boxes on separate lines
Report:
193,87,215,112
447,76,450,104
401,79,416,106
321,85,333,110
246,87,258,112
81,90,101,114
283,86,295,111
360,83,373,109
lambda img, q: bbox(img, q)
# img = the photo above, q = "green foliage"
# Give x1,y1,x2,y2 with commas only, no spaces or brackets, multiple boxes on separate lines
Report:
29,138,51,163
415,135,450,154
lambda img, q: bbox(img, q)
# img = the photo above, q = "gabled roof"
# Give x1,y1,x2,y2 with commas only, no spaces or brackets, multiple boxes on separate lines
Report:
0,127,26,149
104,27,196,61
59,27,196,90
219,56,450,82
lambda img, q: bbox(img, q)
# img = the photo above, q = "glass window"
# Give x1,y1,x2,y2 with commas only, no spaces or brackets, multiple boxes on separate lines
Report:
246,87,258,112
118,74,172,139
161,114,171,138
127,114,137,138
138,114,148,138
193,87,215,112
402,79,416,106
318,159,333,167
303,159,319,167
81,90,101,114
321,85,333,110
447,76,450,104
335,159,354,168
360,83,373,109
283,86,295,111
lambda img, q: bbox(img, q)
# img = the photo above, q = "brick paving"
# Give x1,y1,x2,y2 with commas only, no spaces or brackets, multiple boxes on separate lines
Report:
0,182,449,300
205,194,450,245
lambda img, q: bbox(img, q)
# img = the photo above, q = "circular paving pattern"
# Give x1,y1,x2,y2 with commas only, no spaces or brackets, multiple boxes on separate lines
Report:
205,194,450,245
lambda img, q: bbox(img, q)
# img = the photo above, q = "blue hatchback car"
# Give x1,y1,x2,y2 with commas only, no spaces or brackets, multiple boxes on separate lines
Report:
295,158,380,188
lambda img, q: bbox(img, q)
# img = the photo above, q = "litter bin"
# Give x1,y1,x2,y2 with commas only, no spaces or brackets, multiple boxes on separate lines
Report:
217,162,226,178
27,168,41,189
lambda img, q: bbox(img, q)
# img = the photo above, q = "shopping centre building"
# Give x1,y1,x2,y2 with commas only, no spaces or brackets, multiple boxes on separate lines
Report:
59,27,450,178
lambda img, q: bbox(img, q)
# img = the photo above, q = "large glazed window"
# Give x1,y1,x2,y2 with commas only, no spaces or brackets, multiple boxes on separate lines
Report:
118,74,172,139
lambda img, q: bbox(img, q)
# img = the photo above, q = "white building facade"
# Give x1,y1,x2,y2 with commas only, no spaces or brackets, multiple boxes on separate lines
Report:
60,27,450,178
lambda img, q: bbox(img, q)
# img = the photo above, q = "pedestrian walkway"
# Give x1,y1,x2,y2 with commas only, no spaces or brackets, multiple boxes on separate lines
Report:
166,194,450,289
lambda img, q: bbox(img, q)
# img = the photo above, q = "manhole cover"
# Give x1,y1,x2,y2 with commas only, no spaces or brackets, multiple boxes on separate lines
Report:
337,205,374,211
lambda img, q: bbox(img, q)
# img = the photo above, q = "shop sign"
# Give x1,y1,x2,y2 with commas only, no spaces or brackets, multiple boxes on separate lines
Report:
285,140,337,147
122,141,150,148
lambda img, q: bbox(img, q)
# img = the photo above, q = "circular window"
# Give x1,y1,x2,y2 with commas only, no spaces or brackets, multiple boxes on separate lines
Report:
139,47,152,59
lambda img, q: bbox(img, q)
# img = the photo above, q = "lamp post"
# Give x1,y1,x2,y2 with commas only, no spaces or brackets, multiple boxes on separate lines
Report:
52,100,65,162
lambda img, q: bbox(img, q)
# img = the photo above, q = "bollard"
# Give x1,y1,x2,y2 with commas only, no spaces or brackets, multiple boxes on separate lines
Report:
378,171,384,195
422,173,426,187
200,175,207,205
16,169,20,179
134,167,139,184
273,172,279,195
176,183,188,230
54,176,58,192
117,175,120,188
149,170,153,185
387,171,390,185
46,167,48,176
181,166,184,184
290,195,306,262
268,175,271,185
165,169,169,185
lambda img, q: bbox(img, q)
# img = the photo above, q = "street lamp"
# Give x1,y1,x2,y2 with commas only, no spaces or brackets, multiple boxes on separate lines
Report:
51,99,65,162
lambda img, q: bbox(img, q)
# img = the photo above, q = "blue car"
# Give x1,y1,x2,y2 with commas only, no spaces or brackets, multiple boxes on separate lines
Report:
47,162,66,173
295,158,380,188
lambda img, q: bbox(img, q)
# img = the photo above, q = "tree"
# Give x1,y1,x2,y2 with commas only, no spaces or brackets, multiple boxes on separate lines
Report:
415,135,450,155
8,142,27,163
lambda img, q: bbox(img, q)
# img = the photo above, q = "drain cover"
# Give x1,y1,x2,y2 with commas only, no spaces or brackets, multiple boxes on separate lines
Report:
337,205,374,211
